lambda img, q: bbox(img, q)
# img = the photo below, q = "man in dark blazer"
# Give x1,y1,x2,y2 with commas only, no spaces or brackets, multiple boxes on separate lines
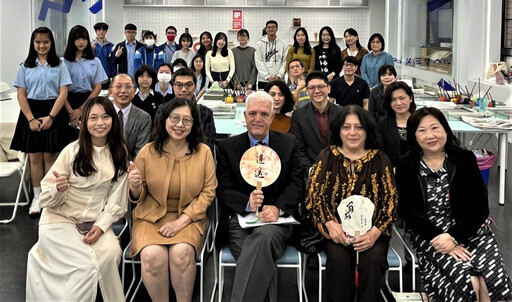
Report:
216,91,306,302
290,71,343,166
111,23,144,78
109,74,151,161
153,68,216,149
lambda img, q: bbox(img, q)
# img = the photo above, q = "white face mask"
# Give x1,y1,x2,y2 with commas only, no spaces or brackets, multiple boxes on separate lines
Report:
157,73,172,83
145,39,155,47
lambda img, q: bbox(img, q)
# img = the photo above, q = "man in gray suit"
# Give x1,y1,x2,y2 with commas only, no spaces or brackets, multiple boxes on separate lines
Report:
290,71,343,166
109,73,151,160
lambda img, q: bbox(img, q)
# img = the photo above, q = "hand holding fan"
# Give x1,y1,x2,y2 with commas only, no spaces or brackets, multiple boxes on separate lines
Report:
337,195,375,287
240,145,281,223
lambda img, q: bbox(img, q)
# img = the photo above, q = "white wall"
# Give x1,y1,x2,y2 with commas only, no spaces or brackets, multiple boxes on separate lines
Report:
118,6,371,49
455,0,502,86
0,1,31,88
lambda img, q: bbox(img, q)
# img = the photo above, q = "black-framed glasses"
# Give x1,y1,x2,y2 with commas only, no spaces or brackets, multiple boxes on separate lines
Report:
306,84,328,92
168,115,193,126
173,82,195,90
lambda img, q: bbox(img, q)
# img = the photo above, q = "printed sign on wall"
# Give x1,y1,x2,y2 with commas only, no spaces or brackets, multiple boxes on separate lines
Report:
232,10,243,30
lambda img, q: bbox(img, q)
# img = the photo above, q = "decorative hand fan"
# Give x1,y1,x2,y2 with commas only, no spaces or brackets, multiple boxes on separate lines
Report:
240,145,281,223
337,195,375,287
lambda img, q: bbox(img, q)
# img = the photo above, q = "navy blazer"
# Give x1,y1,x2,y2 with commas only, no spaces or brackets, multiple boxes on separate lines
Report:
111,40,144,75
216,130,307,247
289,102,343,166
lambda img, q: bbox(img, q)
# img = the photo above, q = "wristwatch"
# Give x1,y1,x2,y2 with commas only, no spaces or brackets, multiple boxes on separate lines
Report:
49,114,56,120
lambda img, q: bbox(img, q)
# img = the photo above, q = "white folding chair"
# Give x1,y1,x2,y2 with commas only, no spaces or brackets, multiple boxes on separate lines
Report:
0,153,30,224
393,225,419,291
121,198,218,302
218,244,303,302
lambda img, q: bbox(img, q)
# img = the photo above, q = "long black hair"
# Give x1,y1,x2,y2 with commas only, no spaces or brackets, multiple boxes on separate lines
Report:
315,26,341,57
406,107,461,156
212,32,228,57
264,81,294,114
191,54,207,91
293,27,312,55
197,31,213,57
63,25,95,61
73,97,128,182
24,27,61,68
151,98,204,156
344,28,363,50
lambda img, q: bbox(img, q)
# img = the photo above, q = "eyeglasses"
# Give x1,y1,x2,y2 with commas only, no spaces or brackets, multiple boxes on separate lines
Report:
173,82,195,89
125,30,137,35
306,84,328,92
343,63,356,68
168,115,193,126
113,84,134,90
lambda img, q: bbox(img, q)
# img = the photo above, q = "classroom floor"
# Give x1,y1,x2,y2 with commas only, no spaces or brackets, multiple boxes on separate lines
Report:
1,158,511,302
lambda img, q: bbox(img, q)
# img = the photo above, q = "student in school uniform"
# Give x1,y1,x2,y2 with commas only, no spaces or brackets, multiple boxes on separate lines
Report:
10,27,72,215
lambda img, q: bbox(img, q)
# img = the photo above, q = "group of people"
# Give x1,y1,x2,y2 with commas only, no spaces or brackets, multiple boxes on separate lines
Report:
11,20,512,302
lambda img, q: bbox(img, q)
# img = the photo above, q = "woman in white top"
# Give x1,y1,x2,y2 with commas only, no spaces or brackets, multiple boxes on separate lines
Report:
171,33,196,67
205,32,235,89
26,96,129,301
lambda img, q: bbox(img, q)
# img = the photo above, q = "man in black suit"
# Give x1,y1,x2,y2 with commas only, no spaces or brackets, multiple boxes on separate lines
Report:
111,23,144,78
290,71,343,166
216,91,306,302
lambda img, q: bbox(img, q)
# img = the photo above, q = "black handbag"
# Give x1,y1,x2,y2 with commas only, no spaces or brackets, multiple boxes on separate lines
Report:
293,202,324,254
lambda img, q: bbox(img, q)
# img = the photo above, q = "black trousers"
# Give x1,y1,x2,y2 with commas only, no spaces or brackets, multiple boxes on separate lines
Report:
323,235,390,302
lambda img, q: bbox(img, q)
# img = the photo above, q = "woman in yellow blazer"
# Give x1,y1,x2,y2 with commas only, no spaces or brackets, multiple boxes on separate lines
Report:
128,98,217,302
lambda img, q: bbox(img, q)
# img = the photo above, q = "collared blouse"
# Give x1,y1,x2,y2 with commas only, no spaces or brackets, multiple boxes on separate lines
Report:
62,57,107,93
13,58,72,100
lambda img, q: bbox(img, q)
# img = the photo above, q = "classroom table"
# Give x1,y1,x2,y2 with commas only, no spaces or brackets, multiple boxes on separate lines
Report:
213,106,247,136
448,120,509,205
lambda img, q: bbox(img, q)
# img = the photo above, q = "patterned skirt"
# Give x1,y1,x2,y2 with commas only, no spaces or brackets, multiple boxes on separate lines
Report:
412,220,512,301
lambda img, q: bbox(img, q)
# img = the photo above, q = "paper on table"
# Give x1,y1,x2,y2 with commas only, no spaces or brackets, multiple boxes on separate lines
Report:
461,116,512,130
237,213,299,229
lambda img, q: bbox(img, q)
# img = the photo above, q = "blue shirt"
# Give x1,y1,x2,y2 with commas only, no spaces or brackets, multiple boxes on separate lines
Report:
125,40,137,77
62,57,108,93
248,133,269,147
195,74,210,96
155,83,173,96
13,58,72,100
160,42,179,64
360,51,394,88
